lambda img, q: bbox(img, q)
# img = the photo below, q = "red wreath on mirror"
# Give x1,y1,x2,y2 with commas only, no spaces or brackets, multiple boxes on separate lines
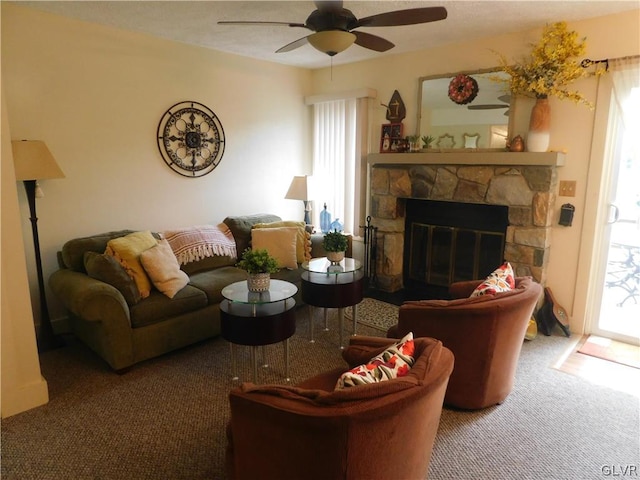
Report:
448,74,479,105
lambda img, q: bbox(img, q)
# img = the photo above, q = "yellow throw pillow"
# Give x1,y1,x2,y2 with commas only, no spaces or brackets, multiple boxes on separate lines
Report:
140,239,189,298
253,221,311,263
251,227,298,270
105,231,158,298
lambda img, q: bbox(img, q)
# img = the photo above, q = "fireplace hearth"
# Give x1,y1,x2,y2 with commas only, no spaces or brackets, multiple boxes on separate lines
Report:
368,152,562,293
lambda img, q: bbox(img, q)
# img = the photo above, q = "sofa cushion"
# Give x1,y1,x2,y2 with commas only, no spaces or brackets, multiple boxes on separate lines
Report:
470,262,515,297
223,214,282,257
105,231,159,299
140,239,190,299
188,266,250,304
83,251,141,306
335,332,416,389
180,255,236,276
251,227,298,270
129,285,208,328
253,221,311,263
61,230,138,272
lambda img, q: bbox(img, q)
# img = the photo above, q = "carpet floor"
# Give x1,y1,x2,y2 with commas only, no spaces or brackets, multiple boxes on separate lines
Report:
2,301,639,480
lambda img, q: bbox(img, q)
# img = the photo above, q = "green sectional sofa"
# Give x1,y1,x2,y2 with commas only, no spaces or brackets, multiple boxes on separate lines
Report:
49,213,344,372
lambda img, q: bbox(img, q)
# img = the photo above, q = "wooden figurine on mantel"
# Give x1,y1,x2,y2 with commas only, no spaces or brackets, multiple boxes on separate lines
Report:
383,90,406,123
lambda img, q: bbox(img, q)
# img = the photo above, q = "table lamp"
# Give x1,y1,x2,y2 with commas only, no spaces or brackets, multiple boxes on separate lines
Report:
12,140,65,352
285,175,312,225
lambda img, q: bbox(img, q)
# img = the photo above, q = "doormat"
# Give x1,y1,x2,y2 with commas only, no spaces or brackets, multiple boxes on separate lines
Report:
346,298,399,332
578,335,640,369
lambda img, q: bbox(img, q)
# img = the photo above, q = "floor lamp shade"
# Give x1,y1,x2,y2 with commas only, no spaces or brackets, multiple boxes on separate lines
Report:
12,140,65,181
285,175,312,225
11,140,65,352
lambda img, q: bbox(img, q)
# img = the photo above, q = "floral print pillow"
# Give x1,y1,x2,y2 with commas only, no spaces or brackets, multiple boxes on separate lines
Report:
335,333,415,389
470,262,515,297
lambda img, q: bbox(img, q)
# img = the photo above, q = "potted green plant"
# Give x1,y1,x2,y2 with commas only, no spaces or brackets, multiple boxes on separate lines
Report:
421,135,435,149
322,230,348,263
236,248,279,291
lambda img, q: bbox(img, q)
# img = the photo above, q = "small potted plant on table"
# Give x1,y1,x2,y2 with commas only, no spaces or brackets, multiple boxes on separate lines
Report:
236,248,279,292
322,230,348,264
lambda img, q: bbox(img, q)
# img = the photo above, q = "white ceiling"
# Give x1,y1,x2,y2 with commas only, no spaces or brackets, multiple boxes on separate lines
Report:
15,1,640,70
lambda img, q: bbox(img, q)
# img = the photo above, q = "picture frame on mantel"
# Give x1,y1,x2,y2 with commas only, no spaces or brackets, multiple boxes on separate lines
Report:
380,123,403,153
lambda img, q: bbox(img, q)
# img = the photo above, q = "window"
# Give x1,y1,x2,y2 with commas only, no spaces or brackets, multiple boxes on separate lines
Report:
306,89,375,235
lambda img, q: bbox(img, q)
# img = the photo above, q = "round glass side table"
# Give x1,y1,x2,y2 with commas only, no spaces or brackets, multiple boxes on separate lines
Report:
301,257,364,348
220,279,297,382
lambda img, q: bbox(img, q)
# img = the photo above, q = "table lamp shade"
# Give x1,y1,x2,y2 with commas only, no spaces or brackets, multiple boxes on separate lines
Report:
12,140,65,181
285,176,308,201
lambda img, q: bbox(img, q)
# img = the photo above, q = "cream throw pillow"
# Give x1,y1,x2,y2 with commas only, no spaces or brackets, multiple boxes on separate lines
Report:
251,227,298,270
105,231,158,298
140,239,189,298
253,221,311,263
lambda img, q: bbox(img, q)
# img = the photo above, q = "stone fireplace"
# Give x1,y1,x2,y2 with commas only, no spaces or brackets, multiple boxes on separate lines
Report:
367,151,563,293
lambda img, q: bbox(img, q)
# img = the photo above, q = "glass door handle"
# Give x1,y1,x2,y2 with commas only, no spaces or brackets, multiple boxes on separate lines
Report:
607,204,620,224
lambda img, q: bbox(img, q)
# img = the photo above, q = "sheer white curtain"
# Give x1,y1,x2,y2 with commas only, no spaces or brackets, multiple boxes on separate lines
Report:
609,56,640,130
311,98,357,233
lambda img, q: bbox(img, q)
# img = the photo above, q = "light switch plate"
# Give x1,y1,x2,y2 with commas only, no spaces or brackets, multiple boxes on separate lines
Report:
559,180,576,197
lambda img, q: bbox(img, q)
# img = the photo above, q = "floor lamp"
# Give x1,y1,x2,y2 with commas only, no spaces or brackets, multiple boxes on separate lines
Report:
12,140,65,352
285,175,312,226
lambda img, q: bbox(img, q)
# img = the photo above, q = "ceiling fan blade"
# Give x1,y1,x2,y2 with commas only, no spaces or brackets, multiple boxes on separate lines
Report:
498,94,511,103
356,7,447,28
218,21,308,29
314,1,343,13
276,35,310,53
353,31,394,52
468,104,509,110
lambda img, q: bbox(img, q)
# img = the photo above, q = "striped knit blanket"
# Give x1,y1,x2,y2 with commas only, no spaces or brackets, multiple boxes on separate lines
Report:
162,224,237,266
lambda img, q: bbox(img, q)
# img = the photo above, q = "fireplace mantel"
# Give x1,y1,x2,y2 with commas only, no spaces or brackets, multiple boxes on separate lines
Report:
368,151,565,167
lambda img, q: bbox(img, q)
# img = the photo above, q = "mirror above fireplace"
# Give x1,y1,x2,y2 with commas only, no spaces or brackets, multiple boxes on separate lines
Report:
418,69,513,150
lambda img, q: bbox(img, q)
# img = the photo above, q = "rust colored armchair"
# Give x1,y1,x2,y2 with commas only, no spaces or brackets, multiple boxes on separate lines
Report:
388,277,542,410
226,335,454,480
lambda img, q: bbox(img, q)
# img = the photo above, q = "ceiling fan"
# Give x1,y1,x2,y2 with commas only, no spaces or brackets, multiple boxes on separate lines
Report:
218,1,447,57
468,95,511,116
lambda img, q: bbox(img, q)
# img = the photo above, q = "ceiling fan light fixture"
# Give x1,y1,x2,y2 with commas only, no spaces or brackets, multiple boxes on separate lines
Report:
308,30,356,56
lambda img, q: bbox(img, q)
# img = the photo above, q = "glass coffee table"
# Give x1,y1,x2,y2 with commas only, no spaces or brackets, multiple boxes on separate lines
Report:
301,257,364,348
220,279,297,383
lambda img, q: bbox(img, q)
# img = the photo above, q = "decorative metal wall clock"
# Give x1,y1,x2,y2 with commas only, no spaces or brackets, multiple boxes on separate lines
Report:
157,101,225,177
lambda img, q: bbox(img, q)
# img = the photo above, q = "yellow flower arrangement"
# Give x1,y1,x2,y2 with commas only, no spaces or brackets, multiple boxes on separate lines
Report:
495,22,594,107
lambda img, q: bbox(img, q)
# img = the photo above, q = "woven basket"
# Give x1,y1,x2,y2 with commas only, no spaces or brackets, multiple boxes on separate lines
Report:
247,273,270,292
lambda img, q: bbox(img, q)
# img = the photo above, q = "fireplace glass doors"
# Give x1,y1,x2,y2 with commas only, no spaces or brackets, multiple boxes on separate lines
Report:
404,200,508,291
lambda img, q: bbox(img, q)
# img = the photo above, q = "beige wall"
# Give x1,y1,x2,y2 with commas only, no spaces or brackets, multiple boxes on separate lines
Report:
310,11,640,335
